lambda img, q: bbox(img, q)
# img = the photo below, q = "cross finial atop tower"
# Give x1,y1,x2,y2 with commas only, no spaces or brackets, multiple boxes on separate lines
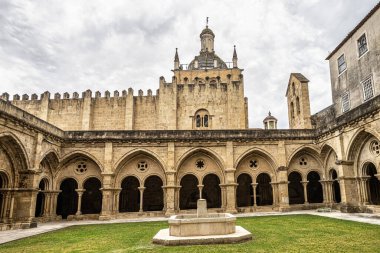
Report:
206,17,209,28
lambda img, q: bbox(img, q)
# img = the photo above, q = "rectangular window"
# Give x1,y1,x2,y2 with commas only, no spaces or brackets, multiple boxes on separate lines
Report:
337,54,346,74
362,76,374,101
342,92,350,112
357,34,368,57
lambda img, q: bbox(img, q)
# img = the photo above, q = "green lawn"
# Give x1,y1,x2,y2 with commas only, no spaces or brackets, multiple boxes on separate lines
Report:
0,215,379,253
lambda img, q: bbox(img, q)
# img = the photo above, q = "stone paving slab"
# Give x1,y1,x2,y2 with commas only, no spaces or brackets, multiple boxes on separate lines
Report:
0,210,379,245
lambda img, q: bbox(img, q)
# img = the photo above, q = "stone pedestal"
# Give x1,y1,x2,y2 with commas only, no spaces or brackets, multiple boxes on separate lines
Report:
197,199,207,217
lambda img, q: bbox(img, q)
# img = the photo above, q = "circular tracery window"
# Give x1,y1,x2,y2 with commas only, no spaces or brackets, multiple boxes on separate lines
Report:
195,159,205,170
249,160,258,168
299,157,307,166
75,161,87,174
370,140,380,155
137,161,148,172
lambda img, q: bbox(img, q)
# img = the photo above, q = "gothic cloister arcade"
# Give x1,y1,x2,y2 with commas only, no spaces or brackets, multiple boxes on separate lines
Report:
176,149,225,211
115,151,166,214
1,129,380,229
287,147,324,206
235,150,276,210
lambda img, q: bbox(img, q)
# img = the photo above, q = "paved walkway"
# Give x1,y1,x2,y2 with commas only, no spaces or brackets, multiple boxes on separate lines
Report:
0,210,379,245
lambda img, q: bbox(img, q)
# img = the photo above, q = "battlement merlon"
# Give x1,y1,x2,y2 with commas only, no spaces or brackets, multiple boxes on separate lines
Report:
7,88,161,102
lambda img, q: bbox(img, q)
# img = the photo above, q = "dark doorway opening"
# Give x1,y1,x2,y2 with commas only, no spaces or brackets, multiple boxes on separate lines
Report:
288,172,304,204
143,176,164,211
119,176,140,212
331,169,341,203
366,163,380,204
236,173,253,207
202,174,221,208
307,171,323,203
81,177,102,214
180,174,199,210
35,179,47,217
256,173,273,206
57,178,78,219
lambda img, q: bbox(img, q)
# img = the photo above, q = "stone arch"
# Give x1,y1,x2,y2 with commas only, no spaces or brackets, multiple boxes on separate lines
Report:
39,152,58,190
39,149,59,169
0,171,9,221
59,151,104,173
320,143,337,166
202,173,221,208
81,177,102,214
0,133,30,186
347,128,380,162
256,173,273,206
176,148,225,186
35,178,48,217
329,168,341,203
176,148,225,172
114,148,166,174
179,174,199,210
288,171,304,204
119,176,140,212
55,152,103,190
287,146,323,181
235,148,278,170
235,148,278,196
0,170,10,188
307,171,323,203
287,145,322,168
363,162,380,204
143,175,164,211
114,149,166,189
236,173,253,207
321,144,339,180
56,178,78,219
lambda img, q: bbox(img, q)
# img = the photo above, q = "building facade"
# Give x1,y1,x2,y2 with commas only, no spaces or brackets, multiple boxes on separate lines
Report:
0,3,379,230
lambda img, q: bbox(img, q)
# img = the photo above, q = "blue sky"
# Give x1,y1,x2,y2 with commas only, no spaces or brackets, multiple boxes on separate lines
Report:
0,0,378,128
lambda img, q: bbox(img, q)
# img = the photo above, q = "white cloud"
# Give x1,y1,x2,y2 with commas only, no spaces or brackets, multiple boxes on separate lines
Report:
0,0,378,128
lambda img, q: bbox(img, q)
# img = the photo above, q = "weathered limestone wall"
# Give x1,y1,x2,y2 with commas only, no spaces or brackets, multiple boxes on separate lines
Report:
174,68,247,130
286,74,312,129
328,9,380,116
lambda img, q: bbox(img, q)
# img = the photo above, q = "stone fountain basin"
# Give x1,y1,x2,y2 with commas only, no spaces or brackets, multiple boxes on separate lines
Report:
169,213,236,237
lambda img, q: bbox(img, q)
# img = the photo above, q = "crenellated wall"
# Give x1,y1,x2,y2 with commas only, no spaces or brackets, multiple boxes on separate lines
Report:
2,67,248,131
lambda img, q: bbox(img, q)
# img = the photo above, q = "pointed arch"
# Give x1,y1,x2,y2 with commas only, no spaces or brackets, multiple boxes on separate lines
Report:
175,148,225,183
114,148,166,176
40,150,59,178
287,145,322,168
0,132,30,172
59,150,104,174
347,128,380,161
320,143,337,161
39,149,59,168
176,147,225,172
235,147,278,172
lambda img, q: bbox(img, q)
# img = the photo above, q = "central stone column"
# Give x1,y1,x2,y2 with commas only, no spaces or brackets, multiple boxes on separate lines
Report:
301,181,309,204
75,189,85,216
138,187,146,212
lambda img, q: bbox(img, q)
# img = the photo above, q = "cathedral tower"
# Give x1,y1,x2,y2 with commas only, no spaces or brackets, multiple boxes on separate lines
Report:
286,73,312,129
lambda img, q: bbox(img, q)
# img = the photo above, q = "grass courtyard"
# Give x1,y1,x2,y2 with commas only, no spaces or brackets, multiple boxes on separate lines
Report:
0,214,379,253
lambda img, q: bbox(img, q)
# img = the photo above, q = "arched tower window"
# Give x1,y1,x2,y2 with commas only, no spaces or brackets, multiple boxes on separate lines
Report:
296,96,300,114
292,82,295,95
290,102,294,119
194,109,210,129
